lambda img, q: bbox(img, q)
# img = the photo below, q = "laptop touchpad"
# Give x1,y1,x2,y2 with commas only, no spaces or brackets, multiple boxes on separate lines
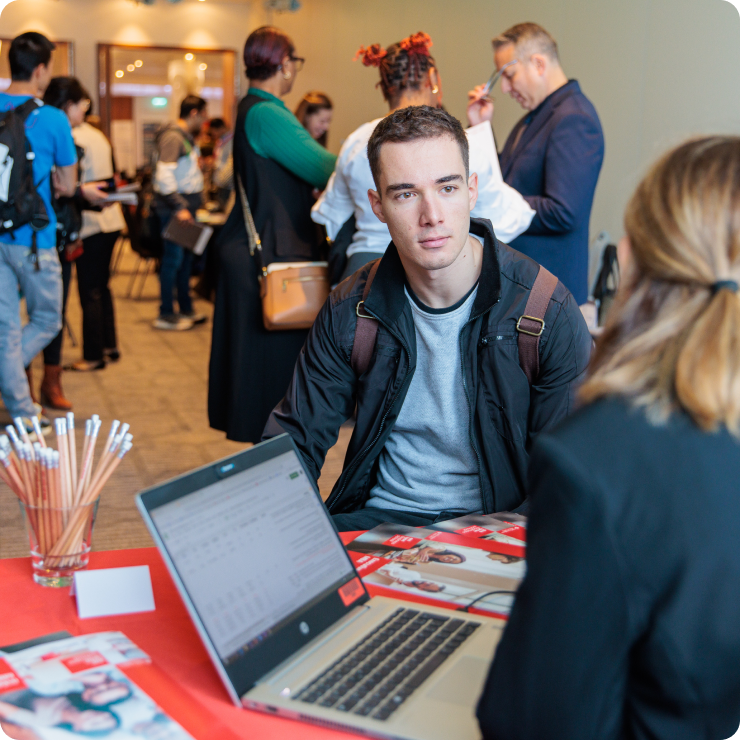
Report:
426,656,490,706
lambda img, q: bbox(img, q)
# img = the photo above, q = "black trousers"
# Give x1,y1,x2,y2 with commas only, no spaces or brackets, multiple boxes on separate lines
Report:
42,258,72,366
75,231,119,362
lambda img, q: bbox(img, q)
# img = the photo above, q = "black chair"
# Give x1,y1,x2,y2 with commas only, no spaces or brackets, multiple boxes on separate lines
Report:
122,185,164,300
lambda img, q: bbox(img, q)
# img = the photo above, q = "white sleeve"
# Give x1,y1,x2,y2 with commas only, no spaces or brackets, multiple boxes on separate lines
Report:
154,160,179,196
466,122,535,243
311,153,354,241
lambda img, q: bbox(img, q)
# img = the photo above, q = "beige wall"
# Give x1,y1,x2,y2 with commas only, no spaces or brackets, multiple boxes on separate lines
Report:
3,0,740,280
273,0,740,281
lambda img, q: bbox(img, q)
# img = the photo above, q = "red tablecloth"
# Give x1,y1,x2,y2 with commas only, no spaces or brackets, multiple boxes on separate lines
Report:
0,538,364,740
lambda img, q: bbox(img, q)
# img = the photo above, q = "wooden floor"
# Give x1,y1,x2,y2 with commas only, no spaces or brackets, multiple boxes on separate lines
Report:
0,241,351,559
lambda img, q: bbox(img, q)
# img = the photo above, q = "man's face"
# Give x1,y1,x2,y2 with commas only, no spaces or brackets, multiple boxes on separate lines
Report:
368,135,477,273
495,44,542,111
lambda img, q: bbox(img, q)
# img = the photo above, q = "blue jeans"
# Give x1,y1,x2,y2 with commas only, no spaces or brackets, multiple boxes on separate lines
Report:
157,199,199,317
0,242,62,417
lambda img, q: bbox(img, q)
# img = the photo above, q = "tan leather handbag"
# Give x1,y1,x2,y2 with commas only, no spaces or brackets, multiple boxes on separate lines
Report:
237,174,329,331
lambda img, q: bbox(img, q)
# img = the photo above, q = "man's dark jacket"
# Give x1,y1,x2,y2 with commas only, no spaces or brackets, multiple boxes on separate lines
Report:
500,80,604,305
264,218,592,515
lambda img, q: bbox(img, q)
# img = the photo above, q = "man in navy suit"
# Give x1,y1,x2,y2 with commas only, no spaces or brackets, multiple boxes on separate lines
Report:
470,23,604,304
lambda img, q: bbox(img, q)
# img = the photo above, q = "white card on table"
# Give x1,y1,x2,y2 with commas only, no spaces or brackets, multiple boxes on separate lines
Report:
73,565,155,619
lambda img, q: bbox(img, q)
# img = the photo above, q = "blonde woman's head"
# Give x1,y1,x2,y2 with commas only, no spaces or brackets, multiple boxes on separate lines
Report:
581,136,740,434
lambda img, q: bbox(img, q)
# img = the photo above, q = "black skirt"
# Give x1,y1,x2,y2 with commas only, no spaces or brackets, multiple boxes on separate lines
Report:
208,224,309,443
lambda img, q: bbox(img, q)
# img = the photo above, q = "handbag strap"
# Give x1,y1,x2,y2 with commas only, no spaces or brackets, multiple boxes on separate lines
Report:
516,266,559,384
236,172,265,274
351,260,381,376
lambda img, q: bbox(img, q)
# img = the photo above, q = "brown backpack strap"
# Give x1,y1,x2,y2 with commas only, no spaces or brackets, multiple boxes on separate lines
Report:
351,260,381,376
516,266,559,384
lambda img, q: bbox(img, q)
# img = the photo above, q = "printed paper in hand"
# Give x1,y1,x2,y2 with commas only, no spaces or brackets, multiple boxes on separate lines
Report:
0,632,194,739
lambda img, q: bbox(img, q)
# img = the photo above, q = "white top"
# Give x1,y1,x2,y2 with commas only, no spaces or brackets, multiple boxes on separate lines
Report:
312,119,534,258
366,284,482,515
73,122,125,239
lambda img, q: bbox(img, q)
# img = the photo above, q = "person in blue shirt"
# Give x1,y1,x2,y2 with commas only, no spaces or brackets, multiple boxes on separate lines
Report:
0,32,77,434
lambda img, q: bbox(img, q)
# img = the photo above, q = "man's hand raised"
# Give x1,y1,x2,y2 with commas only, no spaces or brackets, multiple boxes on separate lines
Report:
467,85,494,127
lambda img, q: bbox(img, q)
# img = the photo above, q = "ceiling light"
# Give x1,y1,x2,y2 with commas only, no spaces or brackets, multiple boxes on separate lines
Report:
184,53,194,61
135,60,143,67
199,63,207,71
127,64,135,72
115,70,124,78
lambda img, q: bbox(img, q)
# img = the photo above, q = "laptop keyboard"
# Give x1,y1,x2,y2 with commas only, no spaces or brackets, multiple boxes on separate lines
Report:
293,607,480,721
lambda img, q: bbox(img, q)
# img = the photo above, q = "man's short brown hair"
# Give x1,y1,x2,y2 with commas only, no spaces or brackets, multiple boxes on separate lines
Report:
492,22,559,63
367,106,469,190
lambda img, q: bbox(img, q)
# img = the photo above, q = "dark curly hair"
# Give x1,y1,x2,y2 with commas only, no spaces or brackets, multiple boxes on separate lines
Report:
356,32,435,106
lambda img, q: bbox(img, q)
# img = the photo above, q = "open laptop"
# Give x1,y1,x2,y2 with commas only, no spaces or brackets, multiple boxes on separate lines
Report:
136,434,504,740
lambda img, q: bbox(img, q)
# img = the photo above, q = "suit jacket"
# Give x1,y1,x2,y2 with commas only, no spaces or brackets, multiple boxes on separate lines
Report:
476,397,740,740
500,80,604,304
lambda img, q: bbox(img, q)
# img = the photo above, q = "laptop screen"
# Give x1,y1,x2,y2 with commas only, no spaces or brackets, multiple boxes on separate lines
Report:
139,437,368,697
151,449,356,663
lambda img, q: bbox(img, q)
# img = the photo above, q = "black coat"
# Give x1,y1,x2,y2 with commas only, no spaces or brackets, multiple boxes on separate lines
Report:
477,397,740,740
208,93,323,443
264,218,591,514
500,80,604,305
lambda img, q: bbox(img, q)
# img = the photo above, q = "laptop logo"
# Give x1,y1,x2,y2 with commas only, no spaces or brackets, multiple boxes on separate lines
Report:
299,622,310,635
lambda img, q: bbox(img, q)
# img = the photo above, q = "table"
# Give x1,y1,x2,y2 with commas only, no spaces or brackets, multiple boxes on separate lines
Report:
0,542,366,740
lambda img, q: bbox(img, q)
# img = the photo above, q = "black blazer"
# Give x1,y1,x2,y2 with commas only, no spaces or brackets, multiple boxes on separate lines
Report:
499,80,604,305
477,397,740,740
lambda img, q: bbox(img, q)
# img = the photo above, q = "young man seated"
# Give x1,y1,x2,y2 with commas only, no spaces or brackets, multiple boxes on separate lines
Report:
264,106,591,531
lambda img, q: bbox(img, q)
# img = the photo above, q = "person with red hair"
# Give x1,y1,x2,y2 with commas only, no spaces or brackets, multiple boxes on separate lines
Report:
208,27,336,443
312,31,534,282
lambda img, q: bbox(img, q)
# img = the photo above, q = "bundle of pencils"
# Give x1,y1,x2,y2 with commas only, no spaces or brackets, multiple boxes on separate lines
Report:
0,413,133,568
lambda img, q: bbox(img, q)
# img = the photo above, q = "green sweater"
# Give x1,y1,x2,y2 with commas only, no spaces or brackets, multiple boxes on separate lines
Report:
245,88,336,190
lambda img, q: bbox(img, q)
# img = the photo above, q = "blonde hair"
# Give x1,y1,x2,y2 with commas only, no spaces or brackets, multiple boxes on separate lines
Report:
580,136,740,435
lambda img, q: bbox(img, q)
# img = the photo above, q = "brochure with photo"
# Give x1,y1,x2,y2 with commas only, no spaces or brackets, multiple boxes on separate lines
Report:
425,512,528,548
345,524,526,619
0,632,194,740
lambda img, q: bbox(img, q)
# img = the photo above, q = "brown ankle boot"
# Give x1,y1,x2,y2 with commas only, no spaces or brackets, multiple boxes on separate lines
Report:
40,365,73,410
25,365,38,404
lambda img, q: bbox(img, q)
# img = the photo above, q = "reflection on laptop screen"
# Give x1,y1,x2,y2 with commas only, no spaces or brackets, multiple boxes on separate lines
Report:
150,450,354,664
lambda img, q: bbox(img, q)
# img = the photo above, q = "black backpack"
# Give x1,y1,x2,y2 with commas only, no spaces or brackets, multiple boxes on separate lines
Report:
0,98,50,264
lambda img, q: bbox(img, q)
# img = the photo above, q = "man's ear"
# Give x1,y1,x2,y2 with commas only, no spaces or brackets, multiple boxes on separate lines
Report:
531,53,547,76
367,188,387,224
467,171,479,213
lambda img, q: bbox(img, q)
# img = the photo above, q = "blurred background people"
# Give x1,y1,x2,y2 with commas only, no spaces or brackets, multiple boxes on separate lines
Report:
312,32,534,283
68,98,125,373
32,76,109,409
478,136,740,740
208,26,336,444
478,22,604,304
208,117,234,212
294,90,333,148
0,32,77,433
152,94,208,331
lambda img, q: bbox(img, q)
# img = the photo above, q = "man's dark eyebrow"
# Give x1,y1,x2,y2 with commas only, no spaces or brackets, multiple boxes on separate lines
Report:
436,175,463,184
385,174,463,195
386,182,415,194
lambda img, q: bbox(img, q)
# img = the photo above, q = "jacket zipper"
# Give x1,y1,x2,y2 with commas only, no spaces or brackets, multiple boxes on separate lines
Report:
461,298,500,515
326,312,414,511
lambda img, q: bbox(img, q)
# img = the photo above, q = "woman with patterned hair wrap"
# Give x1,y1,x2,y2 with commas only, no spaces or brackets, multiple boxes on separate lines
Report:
312,32,535,282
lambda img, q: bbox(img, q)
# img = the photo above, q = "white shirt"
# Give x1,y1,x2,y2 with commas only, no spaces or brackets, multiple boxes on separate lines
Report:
312,119,534,258
73,122,125,239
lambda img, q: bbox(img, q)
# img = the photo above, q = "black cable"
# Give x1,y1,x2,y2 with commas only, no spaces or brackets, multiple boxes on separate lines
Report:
459,590,517,613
